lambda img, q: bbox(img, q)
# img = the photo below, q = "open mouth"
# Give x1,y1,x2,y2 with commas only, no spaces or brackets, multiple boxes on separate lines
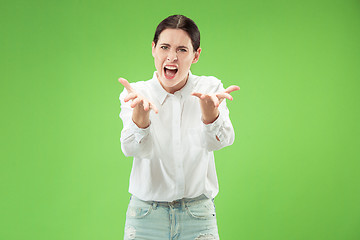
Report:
164,65,178,79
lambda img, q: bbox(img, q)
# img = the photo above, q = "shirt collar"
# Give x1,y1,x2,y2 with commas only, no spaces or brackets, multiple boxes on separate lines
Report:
151,72,169,105
151,71,195,105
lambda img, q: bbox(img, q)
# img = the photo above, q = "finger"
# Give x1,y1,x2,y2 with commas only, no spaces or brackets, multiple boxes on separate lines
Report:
216,92,233,101
150,102,159,114
224,85,240,94
211,95,220,107
130,97,142,108
118,78,133,92
124,92,137,102
142,99,149,112
200,94,210,100
191,92,203,99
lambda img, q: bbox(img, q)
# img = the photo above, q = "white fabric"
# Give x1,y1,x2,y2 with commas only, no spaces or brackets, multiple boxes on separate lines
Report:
119,71,235,202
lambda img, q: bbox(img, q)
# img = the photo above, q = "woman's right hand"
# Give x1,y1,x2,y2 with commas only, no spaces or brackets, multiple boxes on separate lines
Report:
118,78,158,128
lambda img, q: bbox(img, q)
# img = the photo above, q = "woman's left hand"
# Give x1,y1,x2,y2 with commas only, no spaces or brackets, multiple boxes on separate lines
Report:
192,85,240,124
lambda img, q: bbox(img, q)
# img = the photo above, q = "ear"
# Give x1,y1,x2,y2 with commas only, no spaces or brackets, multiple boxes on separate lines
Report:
152,41,156,58
192,48,202,63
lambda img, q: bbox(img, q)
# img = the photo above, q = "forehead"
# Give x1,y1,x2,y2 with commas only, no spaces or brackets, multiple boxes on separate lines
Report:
158,28,192,47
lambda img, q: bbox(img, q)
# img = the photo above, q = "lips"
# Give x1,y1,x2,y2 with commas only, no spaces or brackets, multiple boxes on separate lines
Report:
164,65,178,79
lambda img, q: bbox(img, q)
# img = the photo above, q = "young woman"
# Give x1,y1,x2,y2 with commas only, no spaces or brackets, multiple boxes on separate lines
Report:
118,14,240,240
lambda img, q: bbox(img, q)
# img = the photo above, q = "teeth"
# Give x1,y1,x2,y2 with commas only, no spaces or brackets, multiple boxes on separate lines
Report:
164,66,178,70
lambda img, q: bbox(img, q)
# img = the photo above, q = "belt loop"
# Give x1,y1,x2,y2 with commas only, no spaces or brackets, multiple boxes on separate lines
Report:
181,199,185,209
152,202,158,210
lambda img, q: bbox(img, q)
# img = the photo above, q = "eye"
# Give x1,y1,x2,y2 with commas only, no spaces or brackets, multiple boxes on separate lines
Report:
160,46,169,50
178,48,187,52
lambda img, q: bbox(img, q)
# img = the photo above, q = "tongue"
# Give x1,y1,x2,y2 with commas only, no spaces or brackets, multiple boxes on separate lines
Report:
165,68,177,78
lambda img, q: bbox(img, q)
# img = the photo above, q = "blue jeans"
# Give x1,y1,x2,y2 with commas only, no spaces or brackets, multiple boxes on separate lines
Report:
124,194,219,240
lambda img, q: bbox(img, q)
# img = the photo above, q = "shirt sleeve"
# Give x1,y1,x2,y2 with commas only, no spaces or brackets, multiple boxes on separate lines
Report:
119,88,153,158
201,81,236,152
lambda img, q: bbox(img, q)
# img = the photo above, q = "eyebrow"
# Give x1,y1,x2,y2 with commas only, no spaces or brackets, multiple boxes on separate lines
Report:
159,43,189,49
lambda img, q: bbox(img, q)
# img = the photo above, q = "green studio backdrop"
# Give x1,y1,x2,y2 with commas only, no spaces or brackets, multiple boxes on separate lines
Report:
1,0,359,239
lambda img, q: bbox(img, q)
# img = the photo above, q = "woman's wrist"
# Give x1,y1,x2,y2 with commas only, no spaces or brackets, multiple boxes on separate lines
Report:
202,109,219,125
132,109,150,128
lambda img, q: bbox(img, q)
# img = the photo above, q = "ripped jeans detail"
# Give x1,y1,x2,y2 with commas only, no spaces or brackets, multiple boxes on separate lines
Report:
124,195,219,240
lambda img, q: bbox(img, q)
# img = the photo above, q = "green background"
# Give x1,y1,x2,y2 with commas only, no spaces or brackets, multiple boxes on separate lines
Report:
1,0,359,239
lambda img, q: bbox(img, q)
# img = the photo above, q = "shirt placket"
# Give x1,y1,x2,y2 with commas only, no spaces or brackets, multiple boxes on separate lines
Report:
172,92,184,198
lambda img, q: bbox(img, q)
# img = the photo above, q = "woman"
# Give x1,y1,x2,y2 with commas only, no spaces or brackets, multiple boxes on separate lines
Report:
119,14,240,240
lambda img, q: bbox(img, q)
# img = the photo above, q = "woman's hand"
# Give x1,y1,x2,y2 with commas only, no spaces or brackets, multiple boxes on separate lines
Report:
192,85,240,124
119,78,158,128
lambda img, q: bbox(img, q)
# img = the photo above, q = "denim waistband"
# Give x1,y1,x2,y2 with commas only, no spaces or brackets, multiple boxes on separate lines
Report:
131,194,210,209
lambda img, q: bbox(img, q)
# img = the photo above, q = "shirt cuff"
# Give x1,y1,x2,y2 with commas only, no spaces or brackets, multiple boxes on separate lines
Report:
202,112,225,142
129,119,150,144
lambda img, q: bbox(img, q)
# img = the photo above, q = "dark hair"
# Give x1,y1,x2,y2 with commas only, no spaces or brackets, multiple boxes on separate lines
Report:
153,15,200,52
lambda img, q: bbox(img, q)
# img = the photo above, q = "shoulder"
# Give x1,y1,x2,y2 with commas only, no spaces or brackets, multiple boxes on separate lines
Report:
191,73,223,93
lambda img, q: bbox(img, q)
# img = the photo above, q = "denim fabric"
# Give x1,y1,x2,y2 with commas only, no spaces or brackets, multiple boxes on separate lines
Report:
124,195,219,240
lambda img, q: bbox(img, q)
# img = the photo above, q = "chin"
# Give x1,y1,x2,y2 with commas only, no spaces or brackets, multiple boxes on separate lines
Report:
162,79,181,88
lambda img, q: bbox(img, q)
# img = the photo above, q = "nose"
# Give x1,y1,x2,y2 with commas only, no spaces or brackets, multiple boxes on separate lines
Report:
167,50,177,62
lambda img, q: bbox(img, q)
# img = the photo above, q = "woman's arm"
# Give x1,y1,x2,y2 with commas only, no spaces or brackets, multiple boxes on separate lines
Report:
192,83,240,151
118,78,158,158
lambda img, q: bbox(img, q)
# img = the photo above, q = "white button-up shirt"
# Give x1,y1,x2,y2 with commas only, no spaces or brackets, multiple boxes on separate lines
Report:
119,71,236,202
